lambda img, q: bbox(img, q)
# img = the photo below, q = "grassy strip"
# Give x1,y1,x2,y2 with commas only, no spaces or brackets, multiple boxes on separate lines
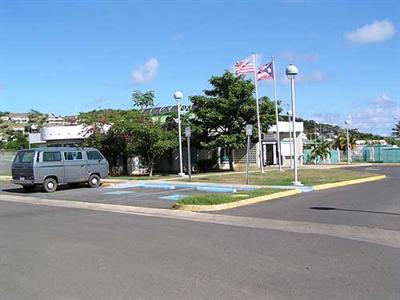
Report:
187,169,377,186
176,188,281,205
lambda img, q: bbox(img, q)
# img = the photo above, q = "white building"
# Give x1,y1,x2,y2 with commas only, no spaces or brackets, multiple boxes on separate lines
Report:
46,114,64,126
9,113,29,124
29,124,110,147
231,121,305,168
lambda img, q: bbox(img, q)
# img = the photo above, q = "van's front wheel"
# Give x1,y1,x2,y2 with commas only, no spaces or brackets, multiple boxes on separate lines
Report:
43,178,57,193
88,174,100,188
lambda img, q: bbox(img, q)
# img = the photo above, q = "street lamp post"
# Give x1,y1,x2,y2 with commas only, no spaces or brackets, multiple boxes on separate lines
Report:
345,120,351,165
185,127,192,182
287,110,293,169
245,124,253,185
174,91,185,176
286,64,302,186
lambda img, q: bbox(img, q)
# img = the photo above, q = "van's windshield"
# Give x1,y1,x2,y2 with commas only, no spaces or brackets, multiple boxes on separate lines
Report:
14,150,35,164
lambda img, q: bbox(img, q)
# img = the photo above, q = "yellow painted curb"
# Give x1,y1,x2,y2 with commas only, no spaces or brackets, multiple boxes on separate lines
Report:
174,189,301,212
313,175,386,191
0,175,11,182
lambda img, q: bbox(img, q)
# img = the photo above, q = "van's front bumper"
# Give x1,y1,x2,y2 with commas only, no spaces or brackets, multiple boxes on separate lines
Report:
12,179,35,185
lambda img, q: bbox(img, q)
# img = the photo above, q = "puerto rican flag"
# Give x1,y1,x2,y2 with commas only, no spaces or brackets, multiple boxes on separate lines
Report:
257,62,274,81
234,59,255,75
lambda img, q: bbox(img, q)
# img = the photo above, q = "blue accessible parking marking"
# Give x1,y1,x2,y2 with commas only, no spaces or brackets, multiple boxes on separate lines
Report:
159,194,186,201
103,191,133,195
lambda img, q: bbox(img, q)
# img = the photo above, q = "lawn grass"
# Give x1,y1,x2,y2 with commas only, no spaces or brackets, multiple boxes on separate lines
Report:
176,188,281,205
185,169,377,186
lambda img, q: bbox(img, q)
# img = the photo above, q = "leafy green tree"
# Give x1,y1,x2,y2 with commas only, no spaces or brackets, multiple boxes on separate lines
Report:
119,113,178,176
80,109,131,175
78,109,122,135
4,132,28,150
310,140,332,163
190,71,276,171
80,107,177,176
131,90,155,110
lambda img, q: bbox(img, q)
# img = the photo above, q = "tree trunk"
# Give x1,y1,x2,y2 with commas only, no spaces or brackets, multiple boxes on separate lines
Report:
228,147,234,171
149,163,154,177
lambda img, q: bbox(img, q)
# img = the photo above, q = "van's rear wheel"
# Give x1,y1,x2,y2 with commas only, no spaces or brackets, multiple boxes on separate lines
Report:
43,178,57,193
88,174,100,188
22,185,35,192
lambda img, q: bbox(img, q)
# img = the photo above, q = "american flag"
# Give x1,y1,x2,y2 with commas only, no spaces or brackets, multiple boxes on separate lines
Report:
234,59,255,75
257,62,274,81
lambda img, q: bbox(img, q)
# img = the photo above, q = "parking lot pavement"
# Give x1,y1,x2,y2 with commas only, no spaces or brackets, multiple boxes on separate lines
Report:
211,166,400,231
0,182,206,209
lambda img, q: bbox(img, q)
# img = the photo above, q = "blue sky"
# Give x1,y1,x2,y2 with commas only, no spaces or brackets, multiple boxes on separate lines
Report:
0,0,399,135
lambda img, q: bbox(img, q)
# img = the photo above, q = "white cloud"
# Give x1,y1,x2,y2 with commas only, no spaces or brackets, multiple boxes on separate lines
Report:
344,20,395,45
351,93,400,135
131,58,159,84
280,51,319,63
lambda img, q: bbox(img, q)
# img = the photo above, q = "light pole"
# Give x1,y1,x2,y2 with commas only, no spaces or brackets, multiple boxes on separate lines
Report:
345,120,351,165
174,91,185,176
286,64,302,186
245,124,253,185
185,127,192,182
287,110,293,169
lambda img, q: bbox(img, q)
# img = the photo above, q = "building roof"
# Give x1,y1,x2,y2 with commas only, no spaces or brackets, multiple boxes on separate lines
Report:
142,104,194,115
9,113,29,118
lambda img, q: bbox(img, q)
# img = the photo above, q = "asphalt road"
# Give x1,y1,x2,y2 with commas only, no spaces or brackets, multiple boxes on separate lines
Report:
0,166,399,299
217,166,400,231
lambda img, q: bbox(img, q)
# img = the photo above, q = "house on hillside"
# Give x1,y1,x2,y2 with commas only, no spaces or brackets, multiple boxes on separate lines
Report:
0,115,10,122
46,114,64,126
9,113,29,124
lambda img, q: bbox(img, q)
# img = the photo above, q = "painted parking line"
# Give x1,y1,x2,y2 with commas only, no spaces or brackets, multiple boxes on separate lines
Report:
159,194,186,201
195,186,237,193
365,167,381,171
104,182,143,189
104,191,133,195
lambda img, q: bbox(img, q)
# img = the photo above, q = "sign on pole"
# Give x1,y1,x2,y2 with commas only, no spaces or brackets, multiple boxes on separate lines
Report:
185,127,191,138
246,124,253,136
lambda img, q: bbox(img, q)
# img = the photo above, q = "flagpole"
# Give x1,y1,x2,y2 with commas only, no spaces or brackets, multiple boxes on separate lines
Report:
272,57,282,171
252,52,264,173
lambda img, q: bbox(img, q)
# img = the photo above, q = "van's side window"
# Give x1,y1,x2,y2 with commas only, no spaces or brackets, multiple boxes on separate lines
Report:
64,151,83,160
86,150,103,160
43,151,62,162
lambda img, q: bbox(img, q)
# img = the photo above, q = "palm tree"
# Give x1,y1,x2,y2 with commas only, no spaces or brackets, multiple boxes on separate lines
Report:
311,140,332,164
334,131,356,152
392,121,400,137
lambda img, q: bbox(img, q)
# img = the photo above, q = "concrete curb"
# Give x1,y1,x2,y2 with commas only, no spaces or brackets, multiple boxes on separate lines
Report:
174,189,301,212
312,175,386,191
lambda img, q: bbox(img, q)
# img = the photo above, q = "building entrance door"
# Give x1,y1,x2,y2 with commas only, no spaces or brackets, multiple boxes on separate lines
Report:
262,142,277,166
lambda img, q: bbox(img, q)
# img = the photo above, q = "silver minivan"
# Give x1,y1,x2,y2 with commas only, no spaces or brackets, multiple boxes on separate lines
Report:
11,147,109,192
